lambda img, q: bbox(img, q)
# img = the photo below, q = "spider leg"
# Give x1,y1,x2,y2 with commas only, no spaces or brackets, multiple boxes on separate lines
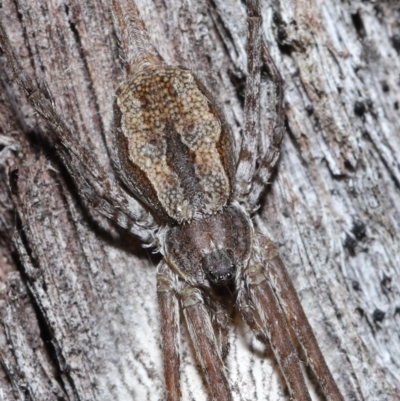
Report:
258,237,345,401
110,0,163,76
0,22,154,243
241,262,312,401
246,43,285,210
235,0,263,200
157,262,181,401
180,286,233,401
57,148,155,241
235,0,285,211
237,287,270,345
211,299,231,360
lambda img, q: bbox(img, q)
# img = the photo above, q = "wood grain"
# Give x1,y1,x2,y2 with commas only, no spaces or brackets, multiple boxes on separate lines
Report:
0,0,399,400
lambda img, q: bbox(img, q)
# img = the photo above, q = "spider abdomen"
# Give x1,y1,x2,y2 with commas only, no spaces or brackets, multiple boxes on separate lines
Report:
114,66,236,222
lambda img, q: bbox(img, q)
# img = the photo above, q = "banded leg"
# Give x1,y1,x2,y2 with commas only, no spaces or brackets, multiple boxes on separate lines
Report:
235,0,285,210
242,263,312,401
110,0,163,75
0,21,154,242
180,286,232,401
57,143,156,241
259,236,345,401
212,300,231,359
157,262,181,401
237,287,270,345
235,0,263,200
247,42,285,210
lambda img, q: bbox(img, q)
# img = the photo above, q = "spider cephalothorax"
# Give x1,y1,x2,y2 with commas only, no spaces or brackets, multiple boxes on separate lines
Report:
0,0,346,400
165,205,253,287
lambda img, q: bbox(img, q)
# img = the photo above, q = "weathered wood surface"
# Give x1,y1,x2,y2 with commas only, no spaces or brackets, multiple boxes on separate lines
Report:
0,1,399,400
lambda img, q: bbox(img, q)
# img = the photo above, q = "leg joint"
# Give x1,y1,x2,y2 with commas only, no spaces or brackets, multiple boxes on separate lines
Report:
179,287,203,309
243,263,268,286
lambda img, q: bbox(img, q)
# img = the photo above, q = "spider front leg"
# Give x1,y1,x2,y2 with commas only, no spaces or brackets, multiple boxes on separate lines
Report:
257,237,345,401
239,261,312,401
180,286,233,401
157,265,233,401
213,299,231,360
157,262,182,401
240,233,345,401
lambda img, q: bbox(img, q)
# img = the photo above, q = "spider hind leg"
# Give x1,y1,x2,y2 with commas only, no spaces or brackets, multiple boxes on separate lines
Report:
0,21,155,242
235,0,285,212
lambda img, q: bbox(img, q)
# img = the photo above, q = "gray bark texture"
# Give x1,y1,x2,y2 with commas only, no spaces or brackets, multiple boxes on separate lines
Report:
0,0,399,400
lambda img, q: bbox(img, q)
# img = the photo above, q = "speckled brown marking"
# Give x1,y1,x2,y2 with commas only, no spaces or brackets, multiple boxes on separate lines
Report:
115,66,235,222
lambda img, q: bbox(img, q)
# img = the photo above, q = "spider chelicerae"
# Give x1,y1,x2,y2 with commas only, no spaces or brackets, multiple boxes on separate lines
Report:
0,0,345,400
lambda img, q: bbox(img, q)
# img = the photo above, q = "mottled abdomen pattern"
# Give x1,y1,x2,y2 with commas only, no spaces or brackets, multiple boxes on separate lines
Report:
115,66,235,222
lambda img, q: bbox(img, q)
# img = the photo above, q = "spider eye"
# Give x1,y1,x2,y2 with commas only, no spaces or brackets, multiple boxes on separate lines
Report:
203,251,235,286
209,270,234,284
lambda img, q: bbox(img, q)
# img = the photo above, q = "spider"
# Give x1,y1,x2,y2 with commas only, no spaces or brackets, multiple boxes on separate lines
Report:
0,0,345,400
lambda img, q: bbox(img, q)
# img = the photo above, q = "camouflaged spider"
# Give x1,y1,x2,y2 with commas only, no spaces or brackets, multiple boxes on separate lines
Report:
0,0,345,400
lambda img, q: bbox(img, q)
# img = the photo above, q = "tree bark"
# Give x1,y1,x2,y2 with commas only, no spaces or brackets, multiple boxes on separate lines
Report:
0,1,399,400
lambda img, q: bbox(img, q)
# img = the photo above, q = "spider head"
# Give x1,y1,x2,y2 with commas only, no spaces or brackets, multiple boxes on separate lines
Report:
203,249,235,285
165,205,253,288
